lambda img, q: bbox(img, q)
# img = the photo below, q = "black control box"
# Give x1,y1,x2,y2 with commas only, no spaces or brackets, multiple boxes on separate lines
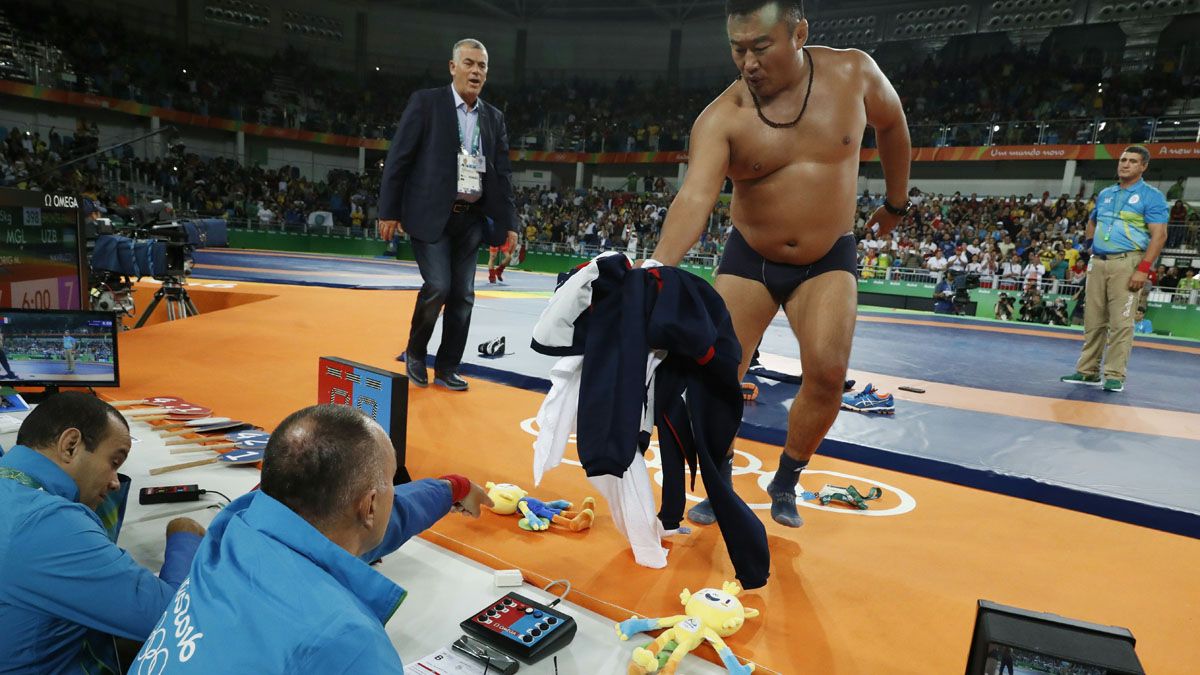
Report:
139,484,201,504
460,592,576,663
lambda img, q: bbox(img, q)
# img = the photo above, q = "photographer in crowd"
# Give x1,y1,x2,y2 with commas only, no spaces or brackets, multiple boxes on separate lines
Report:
1046,298,1070,326
933,271,957,314
1019,285,1047,323
995,292,1015,321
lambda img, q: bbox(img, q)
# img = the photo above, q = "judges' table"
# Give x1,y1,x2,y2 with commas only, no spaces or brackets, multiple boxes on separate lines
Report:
1,414,726,675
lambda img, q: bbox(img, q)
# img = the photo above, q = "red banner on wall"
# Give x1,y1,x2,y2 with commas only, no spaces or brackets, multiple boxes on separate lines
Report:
860,143,1200,163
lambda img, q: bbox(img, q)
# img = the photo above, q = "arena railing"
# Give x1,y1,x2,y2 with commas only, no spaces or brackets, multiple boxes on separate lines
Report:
856,264,1198,306
524,240,719,267
1166,221,1200,251
867,115,1198,150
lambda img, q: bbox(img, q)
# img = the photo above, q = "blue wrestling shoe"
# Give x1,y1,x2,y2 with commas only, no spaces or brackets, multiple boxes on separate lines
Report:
841,383,895,415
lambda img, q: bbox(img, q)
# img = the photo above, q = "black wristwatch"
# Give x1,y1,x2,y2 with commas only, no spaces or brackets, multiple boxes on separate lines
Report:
882,198,911,216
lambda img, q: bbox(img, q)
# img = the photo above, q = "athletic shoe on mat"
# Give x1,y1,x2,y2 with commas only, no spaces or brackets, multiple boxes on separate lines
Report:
1103,378,1124,392
1060,372,1102,386
841,383,895,415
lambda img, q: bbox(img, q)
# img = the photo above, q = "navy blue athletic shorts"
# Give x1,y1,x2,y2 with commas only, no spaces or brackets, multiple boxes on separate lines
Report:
717,228,858,305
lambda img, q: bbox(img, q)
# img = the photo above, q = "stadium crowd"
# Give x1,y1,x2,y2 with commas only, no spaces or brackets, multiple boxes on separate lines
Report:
852,188,1200,323
3,0,1198,329
4,113,1198,322
5,2,1197,150
885,47,1197,146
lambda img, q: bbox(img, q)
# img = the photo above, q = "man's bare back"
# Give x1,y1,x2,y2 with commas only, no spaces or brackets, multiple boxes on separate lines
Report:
707,47,870,265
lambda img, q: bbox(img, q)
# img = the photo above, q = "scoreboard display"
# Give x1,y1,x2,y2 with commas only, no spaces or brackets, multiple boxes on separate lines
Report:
0,188,86,310
317,356,411,484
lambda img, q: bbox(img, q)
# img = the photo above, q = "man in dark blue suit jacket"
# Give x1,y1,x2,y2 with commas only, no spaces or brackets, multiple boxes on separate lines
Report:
378,38,518,391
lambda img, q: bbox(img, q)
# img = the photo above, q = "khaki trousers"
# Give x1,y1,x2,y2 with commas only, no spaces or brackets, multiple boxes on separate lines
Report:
1075,252,1141,381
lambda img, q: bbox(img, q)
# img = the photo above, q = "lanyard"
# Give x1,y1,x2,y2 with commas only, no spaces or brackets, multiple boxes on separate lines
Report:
2,465,123,541
456,106,481,156
0,467,44,490
1103,188,1135,242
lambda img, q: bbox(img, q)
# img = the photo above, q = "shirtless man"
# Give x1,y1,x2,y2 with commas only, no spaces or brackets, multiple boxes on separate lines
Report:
649,0,910,527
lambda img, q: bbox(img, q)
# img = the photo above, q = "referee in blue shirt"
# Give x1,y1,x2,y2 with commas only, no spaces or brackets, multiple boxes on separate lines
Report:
1061,146,1168,392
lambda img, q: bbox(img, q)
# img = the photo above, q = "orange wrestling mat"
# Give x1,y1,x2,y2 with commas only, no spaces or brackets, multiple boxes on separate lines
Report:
106,279,1198,674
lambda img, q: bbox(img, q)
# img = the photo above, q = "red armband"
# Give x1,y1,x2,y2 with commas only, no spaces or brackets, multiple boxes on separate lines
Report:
1137,260,1152,274
439,474,471,503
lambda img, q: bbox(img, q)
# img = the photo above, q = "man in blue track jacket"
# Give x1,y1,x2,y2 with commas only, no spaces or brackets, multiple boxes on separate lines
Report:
0,392,205,674
130,404,491,673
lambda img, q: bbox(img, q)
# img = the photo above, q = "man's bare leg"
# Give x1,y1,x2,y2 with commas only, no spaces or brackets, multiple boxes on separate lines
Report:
487,250,498,283
766,270,858,526
686,274,778,525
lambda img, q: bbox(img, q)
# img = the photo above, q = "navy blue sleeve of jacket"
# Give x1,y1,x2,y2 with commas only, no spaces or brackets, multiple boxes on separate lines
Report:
359,478,453,562
576,258,653,477
650,270,770,590
491,107,518,233
377,90,427,221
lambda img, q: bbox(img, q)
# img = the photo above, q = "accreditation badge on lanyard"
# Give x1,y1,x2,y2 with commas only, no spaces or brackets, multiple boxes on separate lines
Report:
456,114,485,197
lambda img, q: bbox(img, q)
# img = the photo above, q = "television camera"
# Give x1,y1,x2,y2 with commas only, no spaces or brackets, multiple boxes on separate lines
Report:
87,199,226,326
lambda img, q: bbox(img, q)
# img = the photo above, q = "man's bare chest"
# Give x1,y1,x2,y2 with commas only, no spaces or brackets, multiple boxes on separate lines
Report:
726,102,865,181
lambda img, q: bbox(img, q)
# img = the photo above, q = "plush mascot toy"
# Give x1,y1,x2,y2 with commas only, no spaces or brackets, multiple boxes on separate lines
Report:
615,581,758,674
484,482,595,532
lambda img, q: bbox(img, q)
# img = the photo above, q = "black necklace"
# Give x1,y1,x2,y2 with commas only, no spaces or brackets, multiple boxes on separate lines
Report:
748,47,814,129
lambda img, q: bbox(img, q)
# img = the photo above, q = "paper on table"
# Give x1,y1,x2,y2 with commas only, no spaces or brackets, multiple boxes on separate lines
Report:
403,647,490,674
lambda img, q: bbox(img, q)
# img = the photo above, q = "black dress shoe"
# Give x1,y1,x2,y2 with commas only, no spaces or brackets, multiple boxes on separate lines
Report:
404,352,429,387
434,371,469,391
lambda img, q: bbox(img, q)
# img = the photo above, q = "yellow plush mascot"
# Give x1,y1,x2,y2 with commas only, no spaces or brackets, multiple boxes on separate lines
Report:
615,581,758,674
485,482,595,532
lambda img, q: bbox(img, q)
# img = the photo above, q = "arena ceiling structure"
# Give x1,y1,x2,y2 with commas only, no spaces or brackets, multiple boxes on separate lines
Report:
372,0,1200,47
371,0,733,22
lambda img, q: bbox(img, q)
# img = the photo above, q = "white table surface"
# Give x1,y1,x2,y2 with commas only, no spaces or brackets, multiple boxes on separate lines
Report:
1,413,726,675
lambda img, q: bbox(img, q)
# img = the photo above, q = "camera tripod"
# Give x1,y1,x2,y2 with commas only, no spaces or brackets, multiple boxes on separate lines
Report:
134,277,199,327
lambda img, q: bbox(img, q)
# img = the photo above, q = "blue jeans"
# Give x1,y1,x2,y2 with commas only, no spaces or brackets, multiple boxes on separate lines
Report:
408,211,484,372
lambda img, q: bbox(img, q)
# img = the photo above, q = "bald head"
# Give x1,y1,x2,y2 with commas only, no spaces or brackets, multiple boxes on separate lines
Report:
260,405,392,528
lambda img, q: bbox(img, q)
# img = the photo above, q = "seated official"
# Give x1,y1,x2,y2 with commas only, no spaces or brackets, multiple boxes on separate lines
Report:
132,404,491,673
0,392,205,674
933,272,956,314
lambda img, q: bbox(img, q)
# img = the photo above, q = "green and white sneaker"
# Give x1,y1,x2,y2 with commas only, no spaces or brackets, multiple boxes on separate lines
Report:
1103,378,1124,392
1060,372,1101,386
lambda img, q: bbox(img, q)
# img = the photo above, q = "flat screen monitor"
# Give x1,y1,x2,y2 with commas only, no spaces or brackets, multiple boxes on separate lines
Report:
0,309,119,388
965,600,1144,675
0,187,86,310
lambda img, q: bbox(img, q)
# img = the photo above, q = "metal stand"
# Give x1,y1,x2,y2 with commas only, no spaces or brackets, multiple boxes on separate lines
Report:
134,277,199,328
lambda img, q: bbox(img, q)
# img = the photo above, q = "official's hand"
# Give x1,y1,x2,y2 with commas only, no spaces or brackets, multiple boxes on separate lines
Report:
378,219,403,241
1128,269,1149,291
506,229,518,251
166,517,206,538
451,481,493,518
865,206,902,238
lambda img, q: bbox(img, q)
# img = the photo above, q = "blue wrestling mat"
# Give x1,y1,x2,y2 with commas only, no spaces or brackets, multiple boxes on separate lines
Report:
7,360,115,379
191,249,555,292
